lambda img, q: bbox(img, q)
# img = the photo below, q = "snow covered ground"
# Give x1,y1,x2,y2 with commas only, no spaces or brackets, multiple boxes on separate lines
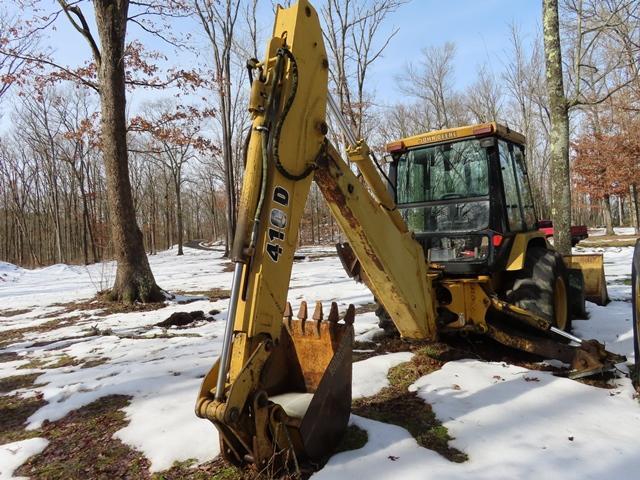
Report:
0,245,637,478
588,226,637,237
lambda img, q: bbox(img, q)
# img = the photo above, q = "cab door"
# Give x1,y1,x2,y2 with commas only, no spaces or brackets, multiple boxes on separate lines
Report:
498,140,538,233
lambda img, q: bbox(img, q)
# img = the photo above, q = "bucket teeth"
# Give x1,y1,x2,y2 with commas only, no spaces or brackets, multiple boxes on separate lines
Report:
344,304,355,325
313,301,323,321
283,300,356,328
328,302,340,323
297,301,308,321
284,302,293,319
284,302,293,328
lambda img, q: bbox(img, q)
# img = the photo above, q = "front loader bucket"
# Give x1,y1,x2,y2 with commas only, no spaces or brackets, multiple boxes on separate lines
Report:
564,254,609,306
261,301,354,464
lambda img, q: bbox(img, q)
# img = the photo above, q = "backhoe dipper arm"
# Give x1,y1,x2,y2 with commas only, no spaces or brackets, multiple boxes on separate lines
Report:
196,0,436,468
196,2,336,466
196,0,328,417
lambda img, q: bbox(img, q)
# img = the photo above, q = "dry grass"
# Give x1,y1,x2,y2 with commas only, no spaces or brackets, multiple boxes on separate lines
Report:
0,318,69,349
353,340,469,463
0,308,33,318
0,393,46,444
174,288,231,301
0,373,43,394
48,294,168,318
16,395,151,480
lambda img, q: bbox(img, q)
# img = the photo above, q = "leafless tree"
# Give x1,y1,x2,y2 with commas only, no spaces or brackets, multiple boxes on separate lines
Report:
399,42,459,129
193,0,242,257
544,0,640,253
503,24,552,216
0,8,37,102
465,63,504,123
322,0,407,137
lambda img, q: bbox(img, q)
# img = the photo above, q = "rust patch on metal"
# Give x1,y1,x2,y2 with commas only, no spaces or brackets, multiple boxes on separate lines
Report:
487,324,625,378
315,162,386,273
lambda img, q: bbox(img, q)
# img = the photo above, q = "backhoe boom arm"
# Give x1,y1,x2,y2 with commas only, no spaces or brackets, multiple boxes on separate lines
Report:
195,0,436,468
315,142,437,339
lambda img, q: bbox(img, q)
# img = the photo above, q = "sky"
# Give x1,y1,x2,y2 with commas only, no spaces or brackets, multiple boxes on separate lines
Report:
1,0,543,118
375,0,542,95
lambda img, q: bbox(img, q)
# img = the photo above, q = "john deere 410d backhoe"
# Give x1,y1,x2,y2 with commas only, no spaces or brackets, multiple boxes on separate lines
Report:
196,0,625,472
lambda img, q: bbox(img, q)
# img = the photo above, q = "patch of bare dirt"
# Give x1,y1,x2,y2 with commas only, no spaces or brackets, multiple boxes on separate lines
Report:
0,308,32,318
16,395,151,480
0,373,43,395
0,351,20,363
352,341,469,463
175,288,231,302
47,295,167,318
0,318,70,349
0,393,46,444
354,302,377,315
156,310,210,328
579,234,639,248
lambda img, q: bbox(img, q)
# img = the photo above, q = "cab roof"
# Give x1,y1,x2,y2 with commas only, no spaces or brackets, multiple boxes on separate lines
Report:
385,122,526,153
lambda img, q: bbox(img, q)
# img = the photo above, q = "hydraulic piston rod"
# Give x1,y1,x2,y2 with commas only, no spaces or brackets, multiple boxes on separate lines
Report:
214,262,244,401
327,94,407,232
327,94,358,146
550,326,584,344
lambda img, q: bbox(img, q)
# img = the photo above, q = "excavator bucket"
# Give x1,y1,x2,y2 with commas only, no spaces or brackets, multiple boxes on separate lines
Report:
257,301,354,465
564,254,609,306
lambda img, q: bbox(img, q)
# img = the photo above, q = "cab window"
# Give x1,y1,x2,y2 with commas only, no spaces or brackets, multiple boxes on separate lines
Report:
512,146,537,229
499,140,523,231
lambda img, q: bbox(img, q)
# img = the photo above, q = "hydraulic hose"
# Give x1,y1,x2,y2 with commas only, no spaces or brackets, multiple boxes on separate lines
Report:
272,48,315,181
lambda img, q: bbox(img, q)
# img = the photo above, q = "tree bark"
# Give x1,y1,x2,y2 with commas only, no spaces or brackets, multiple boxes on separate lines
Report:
174,177,184,256
94,1,162,303
631,183,639,235
603,195,615,236
220,60,236,256
617,195,623,227
543,0,572,254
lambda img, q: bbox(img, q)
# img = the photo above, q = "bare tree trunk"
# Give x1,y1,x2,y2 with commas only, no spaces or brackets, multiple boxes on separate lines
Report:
630,183,640,235
603,195,615,236
193,0,241,257
150,179,157,255
94,1,162,302
220,86,236,256
81,197,89,265
618,195,624,227
174,177,184,256
543,0,572,254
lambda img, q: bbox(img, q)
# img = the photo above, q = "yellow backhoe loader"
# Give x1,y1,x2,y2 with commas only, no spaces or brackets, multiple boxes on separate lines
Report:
196,0,625,472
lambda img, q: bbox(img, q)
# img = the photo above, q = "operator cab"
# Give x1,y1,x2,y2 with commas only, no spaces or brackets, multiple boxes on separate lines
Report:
386,123,537,275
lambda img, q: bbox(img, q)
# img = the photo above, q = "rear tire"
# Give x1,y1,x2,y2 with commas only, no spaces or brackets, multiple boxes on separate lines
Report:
506,246,571,331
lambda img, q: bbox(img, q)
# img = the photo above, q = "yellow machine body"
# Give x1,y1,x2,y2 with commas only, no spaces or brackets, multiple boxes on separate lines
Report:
386,121,526,152
564,254,609,305
195,0,437,469
197,1,624,473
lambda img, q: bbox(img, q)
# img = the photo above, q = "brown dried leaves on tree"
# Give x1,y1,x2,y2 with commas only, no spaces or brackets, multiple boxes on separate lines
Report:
0,0,204,303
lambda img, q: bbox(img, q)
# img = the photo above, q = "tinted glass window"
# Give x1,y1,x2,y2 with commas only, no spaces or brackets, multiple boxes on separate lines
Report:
499,140,523,231
512,146,536,229
396,139,489,204
400,200,490,233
